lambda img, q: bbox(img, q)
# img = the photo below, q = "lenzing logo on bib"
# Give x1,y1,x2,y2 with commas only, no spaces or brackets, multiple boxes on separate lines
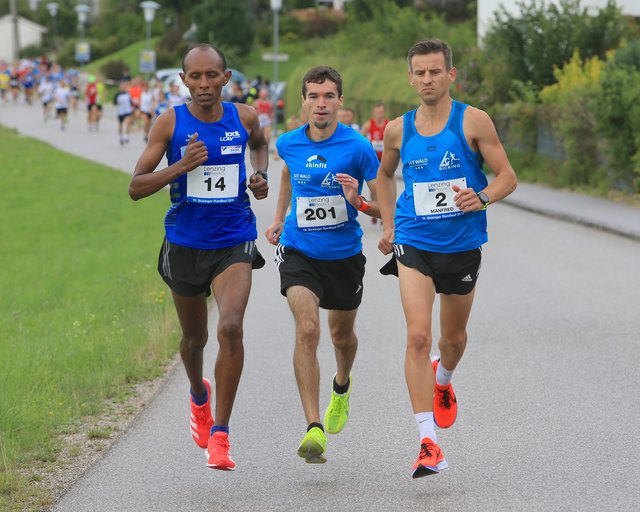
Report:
220,131,241,142
306,154,327,169
439,150,461,170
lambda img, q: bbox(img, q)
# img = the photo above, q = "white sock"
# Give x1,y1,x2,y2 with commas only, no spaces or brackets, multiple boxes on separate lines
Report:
436,360,454,387
415,412,437,442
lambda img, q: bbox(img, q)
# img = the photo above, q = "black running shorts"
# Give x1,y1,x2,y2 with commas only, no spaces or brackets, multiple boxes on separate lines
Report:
158,238,265,297
380,244,481,295
275,244,366,311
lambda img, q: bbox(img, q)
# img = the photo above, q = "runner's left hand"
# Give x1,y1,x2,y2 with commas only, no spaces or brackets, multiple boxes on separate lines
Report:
452,185,481,212
335,173,359,207
248,172,269,200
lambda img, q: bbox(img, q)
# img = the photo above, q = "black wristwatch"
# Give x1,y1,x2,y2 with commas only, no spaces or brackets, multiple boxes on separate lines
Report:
476,191,490,210
255,171,268,182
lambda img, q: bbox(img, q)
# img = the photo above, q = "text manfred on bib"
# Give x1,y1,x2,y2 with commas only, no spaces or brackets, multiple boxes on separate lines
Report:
413,177,466,220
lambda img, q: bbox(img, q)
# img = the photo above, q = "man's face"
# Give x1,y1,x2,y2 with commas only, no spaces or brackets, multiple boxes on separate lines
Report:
408,52,456,105
181,48,231,108
302,80,343,130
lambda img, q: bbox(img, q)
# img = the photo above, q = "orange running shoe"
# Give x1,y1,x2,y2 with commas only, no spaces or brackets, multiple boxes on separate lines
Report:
432,358,457,429
412,437,448,478
190,378,214,448
206,431,236,471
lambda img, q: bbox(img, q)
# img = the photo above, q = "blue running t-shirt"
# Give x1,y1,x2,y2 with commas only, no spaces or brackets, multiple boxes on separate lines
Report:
395,101,489,253
276,123,379,260
164,102,257,249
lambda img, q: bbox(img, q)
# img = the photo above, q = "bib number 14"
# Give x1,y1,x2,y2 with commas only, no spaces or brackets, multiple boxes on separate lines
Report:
186,163,239,203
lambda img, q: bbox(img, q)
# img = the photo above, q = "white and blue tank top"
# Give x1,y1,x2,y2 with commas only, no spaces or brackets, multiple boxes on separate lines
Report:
394,100,489,253
164,102,256,249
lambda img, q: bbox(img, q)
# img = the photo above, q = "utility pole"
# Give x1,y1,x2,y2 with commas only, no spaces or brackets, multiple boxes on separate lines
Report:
10,0,21,61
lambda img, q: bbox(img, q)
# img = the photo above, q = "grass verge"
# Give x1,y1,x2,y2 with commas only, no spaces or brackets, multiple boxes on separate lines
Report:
0,126,178,511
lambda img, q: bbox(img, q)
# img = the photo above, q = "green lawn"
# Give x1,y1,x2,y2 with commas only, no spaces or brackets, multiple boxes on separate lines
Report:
0,126,178,510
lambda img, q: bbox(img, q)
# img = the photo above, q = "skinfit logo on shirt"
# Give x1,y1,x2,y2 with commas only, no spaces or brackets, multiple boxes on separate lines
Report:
439,151,461,170
220,131,241,142
306,155,327,169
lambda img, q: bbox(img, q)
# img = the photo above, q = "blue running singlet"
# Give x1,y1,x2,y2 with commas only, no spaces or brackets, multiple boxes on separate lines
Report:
394,100,489,253
164,102,257,249
276,123,379,260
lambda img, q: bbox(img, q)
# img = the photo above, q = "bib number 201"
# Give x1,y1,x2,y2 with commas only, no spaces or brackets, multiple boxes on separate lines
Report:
296,195,348,229
305,206,337,221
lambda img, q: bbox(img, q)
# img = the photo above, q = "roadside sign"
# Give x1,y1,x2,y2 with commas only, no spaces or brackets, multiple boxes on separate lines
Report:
262,53,289,62
139,49,156,73
75,42,90,63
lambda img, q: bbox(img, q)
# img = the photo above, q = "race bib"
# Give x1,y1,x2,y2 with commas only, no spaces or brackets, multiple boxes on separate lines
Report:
296,195,348,230
372,140,384,152
186,164,239,203
413,177,467,219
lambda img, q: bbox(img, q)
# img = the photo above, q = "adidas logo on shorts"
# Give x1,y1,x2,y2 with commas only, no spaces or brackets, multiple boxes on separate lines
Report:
461,274,473,282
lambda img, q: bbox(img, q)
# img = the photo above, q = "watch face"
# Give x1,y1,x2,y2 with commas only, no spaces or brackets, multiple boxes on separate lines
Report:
478,192,490,205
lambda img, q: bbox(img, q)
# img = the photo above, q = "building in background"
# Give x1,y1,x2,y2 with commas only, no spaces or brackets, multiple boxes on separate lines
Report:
478,0,640,45
0,15,47,62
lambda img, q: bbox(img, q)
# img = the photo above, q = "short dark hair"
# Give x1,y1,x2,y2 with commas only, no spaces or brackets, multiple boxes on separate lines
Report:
301,66,342,98
407,39,453,71
181,44,227,72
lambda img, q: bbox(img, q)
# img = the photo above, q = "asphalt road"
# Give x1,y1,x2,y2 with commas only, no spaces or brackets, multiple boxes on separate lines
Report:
2,102,639,511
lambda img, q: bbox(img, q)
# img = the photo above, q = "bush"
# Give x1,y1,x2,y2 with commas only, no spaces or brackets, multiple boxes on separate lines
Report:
100,60,127,82
539,50,606,187
594,61,640,191
193,0,256,58
301,11,344,39
483,0,628,101
489,81,539,158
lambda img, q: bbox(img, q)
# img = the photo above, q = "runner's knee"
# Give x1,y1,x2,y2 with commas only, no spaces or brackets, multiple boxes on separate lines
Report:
217,320,243,346
180,331,208,354
406,329,432,356
440,329,467,348
295,318,320,349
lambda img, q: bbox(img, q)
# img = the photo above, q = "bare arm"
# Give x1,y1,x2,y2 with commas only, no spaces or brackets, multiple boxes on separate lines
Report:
360,120,370,138
264,164,292,245
377,118,403,254
128,110,207,200
238,103,269,200
454,107,517,210
333,174,381,219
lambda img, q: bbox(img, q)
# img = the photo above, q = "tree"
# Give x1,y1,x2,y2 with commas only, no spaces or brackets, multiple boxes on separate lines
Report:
483,0,627,97
192,0,256,59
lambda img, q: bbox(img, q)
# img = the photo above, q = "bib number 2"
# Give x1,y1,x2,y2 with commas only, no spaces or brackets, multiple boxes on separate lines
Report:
413,177,467,219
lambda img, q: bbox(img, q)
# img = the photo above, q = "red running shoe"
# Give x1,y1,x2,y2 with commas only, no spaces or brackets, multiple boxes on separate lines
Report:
190,378,214,448
432,358,457,429
206,431,236,471
412,437,448,478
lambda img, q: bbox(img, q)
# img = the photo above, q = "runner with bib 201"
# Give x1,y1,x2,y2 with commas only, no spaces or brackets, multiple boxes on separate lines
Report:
265,66,381,464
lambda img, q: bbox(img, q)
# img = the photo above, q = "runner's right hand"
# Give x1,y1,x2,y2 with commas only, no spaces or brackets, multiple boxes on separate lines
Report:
181,132,208,173
265,221,284,246
378,226,394,255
